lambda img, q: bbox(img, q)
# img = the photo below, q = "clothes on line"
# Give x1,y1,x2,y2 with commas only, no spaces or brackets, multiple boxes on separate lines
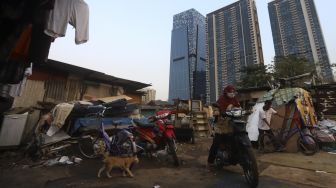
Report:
44,0,89,44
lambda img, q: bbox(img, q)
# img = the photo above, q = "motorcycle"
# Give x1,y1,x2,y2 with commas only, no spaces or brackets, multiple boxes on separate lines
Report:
213,108,259,188
130,109,180,166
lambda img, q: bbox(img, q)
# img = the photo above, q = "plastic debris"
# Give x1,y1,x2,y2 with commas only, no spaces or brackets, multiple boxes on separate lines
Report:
73,157,83,164
315,170,328,174
59,156,73,165
42,156,81,166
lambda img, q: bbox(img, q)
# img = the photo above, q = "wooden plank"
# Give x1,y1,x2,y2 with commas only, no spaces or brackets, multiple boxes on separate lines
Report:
194,126,209,131
12,80,45,108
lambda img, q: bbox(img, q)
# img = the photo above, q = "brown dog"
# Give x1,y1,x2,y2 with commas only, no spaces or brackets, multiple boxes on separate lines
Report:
97,153,139,178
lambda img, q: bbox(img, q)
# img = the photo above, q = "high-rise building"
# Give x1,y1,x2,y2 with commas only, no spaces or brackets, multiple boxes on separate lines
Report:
141,88,156,104
206,0,264,103
168,9,206,103
268,0,334,82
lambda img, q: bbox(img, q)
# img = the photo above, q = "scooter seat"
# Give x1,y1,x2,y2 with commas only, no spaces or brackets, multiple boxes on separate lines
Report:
133,119,156,128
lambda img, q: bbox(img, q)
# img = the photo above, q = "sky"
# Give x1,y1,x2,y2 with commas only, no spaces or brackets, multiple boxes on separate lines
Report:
49,0,336,101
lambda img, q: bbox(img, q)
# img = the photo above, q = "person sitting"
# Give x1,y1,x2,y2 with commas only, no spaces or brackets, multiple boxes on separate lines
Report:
207,85,240,168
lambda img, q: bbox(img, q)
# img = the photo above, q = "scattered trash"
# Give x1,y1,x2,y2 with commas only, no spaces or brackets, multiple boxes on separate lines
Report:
73,157,83,164
315,170,328,174
327,151,336,155
42,156,82,166
59,156,73,165
313,129,335,143
22,165,30,169
153,185,160,188
319,119,336,129
43,158,60,166
152,150,168,158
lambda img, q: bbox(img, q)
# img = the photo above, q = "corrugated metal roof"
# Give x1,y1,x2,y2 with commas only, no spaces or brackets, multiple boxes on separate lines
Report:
35,59,151,91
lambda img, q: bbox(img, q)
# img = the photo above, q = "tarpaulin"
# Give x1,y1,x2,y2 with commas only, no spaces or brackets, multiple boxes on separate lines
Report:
71,117,134,134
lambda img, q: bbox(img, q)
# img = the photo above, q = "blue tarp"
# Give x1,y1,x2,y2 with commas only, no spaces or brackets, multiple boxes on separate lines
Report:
72,117,134,134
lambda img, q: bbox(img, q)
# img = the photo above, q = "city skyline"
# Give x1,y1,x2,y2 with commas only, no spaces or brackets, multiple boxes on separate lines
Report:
49,0,336,100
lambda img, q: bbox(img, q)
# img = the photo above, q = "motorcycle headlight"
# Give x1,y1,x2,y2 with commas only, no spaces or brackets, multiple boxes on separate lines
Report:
232,110,242,117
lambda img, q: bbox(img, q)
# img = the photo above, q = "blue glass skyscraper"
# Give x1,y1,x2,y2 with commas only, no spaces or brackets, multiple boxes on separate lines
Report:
168,9,206,102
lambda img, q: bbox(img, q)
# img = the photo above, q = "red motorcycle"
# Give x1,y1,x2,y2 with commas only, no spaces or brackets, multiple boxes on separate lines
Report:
131,109,179,166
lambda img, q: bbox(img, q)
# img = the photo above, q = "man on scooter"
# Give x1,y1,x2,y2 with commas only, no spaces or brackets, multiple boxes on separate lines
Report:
207,85,240,169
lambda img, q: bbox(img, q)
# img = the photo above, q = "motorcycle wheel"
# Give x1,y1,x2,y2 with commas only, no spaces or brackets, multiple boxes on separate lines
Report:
167,138,180,166
214,155,224,170
78,131,105,159
297,134,318,156
242,148,259,188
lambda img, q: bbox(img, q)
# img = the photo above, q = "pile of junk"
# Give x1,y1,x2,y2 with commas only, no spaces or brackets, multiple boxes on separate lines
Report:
247,87,336,153
24,95,140,160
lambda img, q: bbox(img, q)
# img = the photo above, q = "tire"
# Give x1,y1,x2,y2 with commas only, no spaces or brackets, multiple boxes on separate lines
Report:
78,131,105,159
297,134,318,156
242,148,259,188
259,133,276,153
214,152,225,170
167,138,180,166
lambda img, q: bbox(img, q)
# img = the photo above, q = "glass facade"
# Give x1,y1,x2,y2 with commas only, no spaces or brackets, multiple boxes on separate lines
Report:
168,9,206,102
206,0,264,103
268,0,334,82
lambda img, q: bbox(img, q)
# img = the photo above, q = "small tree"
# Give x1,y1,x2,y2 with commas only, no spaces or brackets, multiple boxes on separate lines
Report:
238,64,272,88
272,56,315,79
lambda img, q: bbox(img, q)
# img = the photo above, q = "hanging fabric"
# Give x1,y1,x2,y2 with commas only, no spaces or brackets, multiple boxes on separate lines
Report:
9,24,32,61
0,25,32,84
44,0,89,44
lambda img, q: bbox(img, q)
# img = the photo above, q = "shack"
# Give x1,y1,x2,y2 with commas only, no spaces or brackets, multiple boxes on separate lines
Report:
1,59,150,146
310,83,336,120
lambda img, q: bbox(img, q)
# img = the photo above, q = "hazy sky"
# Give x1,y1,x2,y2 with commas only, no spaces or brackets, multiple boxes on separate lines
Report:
49,0,336,100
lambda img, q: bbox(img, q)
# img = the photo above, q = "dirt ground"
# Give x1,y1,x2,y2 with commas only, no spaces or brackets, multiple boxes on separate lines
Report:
0,137,334,188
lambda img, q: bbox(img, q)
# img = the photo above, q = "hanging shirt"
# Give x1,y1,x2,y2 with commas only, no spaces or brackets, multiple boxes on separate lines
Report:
44,0,89,44
258,107,277,130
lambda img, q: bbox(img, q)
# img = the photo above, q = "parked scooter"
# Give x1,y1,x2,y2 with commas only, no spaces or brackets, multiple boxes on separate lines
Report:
130,109,180,166
213,108,259,188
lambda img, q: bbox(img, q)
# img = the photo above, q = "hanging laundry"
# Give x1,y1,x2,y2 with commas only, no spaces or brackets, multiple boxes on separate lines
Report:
44,0,89,44
9,24,32,61
29,25,53,64
0,24,32,84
